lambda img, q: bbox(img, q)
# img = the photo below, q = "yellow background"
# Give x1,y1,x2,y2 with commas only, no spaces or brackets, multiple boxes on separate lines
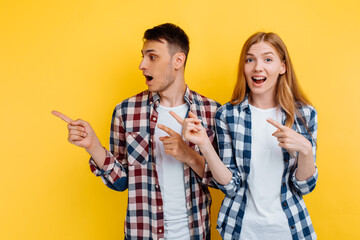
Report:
1,0,359,239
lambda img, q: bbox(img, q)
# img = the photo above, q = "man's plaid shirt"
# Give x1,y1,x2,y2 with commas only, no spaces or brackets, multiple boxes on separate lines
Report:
215,96,318,240
89,86,220,240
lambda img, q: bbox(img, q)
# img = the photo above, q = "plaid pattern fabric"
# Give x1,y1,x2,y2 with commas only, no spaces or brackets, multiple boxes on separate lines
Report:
89,86,220,239
215,96,318,240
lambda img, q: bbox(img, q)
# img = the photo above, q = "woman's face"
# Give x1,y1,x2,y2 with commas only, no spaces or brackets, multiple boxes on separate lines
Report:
244,41,286,101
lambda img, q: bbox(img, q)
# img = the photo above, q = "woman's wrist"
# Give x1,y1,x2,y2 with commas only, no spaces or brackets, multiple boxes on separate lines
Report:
299,139,312,156
198,138,213,153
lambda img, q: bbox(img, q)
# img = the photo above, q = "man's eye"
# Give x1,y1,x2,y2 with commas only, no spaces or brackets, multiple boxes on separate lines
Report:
150,56,156,60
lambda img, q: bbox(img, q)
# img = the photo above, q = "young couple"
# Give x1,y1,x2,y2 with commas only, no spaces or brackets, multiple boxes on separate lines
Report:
53,23,318,240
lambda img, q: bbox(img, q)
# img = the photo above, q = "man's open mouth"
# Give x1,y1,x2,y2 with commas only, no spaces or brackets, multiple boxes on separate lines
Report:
145,75,153,81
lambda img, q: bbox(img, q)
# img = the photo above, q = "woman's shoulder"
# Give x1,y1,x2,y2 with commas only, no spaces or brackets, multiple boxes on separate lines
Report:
216,102,240,115
297,103,317,118
295,104,318,127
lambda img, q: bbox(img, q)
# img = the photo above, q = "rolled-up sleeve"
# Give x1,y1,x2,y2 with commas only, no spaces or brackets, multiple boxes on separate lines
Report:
89,106,128,191
213,107,242,197
291,167,318,195
291,107,318,195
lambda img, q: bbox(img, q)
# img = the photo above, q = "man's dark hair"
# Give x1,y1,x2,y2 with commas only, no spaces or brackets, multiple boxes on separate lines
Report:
144,23,190,65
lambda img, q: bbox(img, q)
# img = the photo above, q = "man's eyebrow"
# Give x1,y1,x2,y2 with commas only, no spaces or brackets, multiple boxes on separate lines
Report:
141,49,156,55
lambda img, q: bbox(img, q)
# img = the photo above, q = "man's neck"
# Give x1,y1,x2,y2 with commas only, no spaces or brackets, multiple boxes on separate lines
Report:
159,78,187,107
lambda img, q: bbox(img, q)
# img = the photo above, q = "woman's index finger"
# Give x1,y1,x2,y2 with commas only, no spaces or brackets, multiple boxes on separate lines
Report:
266,118,285,130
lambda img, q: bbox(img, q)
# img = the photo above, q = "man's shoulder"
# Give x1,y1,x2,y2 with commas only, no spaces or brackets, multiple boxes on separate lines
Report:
112,90,150,117
120,90,150,104
114,90,149,108
189,89,220,108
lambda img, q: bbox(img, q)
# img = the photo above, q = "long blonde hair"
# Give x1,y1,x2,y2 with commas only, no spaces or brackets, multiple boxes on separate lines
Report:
231,32,311,128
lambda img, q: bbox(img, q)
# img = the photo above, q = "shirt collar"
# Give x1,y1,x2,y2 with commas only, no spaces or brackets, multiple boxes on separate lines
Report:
240,95,289,126
147,85,193,106
147,91,160,106
183,85,193,105
238,95,250,112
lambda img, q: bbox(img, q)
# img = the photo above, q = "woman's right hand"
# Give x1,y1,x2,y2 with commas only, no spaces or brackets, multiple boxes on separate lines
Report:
169,111,211,147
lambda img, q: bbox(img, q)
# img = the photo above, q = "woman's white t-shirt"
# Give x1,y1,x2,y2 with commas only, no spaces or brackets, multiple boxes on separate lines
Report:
240,105,292,240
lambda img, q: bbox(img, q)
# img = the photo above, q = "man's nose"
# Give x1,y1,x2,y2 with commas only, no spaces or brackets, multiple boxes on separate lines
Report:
139,58,147,70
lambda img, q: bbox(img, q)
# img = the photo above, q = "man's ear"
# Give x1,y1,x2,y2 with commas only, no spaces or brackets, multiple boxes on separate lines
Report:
173,52,186,70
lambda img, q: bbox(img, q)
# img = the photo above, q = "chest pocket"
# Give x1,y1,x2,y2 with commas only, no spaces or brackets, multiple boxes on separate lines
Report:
125,131,149,166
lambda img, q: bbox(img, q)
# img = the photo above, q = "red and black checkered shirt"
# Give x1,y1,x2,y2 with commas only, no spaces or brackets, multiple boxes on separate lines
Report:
89,86,220,239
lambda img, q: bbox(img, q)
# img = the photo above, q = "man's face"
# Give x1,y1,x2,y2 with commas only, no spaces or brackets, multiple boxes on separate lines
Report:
139,40,176,93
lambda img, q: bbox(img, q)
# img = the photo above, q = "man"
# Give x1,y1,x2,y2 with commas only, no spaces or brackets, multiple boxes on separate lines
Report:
52,23,219,239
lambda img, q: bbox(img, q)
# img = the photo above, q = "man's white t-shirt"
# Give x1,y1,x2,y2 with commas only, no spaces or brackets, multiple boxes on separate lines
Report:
240,105,292,240
154,103,190,240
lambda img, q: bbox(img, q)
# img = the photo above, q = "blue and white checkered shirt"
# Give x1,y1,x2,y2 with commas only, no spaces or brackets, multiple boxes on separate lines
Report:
215,96,318,240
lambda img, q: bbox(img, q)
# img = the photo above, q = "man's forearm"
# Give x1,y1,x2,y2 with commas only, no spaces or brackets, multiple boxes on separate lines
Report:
86,144,107,169
186,148,205,177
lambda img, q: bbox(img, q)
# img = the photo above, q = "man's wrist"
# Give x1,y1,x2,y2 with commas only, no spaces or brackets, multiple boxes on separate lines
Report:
86,142,104,157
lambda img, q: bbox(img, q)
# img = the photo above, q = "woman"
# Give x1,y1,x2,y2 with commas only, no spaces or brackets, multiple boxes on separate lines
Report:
176,32,318,239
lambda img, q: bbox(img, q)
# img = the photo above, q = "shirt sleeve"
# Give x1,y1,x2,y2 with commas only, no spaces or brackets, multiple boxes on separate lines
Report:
290,107,318,195
212,107,242,197
88,106,128,191
198,128,219,187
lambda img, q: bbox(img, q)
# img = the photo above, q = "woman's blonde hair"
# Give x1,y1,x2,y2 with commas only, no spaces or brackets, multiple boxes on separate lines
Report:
231,32,311,127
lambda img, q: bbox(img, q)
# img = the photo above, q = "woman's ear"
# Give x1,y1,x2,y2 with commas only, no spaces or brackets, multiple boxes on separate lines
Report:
280,60,286,75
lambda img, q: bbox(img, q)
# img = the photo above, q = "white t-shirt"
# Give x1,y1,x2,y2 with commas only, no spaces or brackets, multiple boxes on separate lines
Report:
240,105,292,240
154,103,190,240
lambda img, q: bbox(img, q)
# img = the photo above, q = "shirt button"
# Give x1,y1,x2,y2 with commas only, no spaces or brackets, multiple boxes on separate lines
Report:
159,229,163,233
158,206,162,210
291,225,295,229
155,184,159,189
132,134,136,138
282,182,286,186
152,117,157,121
283,202,287,207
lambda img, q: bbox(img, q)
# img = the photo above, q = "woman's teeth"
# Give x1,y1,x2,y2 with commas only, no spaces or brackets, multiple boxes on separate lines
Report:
252,76,266,84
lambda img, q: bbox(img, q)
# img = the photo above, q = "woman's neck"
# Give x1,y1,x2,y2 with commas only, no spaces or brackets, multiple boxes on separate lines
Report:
249,93,276,110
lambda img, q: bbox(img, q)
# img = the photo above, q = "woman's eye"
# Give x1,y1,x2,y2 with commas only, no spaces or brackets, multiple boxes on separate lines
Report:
245,58,253,63
265,58,272,62
150,55,156,60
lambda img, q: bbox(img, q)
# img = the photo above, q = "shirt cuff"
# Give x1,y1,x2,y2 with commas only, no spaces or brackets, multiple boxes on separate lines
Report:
291,167,318,194
89,149,115,176
212,170,241,197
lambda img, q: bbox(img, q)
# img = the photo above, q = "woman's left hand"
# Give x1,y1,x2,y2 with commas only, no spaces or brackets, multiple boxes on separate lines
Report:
267,118,312,156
